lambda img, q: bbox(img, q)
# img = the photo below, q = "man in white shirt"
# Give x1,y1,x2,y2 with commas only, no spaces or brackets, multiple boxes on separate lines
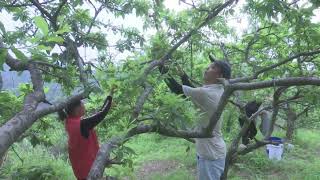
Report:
160,60,231,180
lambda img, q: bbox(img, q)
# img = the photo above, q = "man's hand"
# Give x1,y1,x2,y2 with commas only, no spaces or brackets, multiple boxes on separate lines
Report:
175,65,185,77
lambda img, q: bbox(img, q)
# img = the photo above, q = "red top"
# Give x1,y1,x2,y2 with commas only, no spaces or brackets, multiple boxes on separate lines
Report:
65,116,99,179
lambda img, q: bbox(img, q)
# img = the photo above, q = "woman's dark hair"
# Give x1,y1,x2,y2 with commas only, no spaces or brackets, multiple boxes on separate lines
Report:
58,100,82,121
245,100,262,117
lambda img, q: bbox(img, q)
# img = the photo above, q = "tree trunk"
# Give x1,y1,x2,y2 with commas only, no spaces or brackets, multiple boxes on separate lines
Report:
0,72,2,91
285,104,297,141
225,112,233,133
0,110,39,158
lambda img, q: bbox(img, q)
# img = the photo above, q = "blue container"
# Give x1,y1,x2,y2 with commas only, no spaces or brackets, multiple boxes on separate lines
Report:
266,136,283,156
268,136,283,145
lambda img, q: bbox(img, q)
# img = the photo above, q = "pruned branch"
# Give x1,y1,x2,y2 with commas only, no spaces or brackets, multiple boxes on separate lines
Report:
0,77,86,159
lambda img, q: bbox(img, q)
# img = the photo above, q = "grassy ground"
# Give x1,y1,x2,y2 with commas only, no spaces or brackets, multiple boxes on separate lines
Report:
1,129,319,180
107,129,320,180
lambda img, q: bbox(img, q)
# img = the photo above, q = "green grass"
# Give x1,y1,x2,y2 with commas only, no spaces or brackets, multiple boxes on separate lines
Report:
107,133,196,178
108,129,320,180
229,129,320,180
2,129,319,180
1,140,74,180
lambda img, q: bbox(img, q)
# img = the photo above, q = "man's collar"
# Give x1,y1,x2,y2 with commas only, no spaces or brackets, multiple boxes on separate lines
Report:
203,83,223,88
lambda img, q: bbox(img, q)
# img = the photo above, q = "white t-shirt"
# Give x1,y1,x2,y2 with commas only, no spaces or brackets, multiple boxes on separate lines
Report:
182,84,226,160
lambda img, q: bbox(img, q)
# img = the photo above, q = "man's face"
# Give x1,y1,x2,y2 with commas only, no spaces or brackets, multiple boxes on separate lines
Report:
203,63,222,82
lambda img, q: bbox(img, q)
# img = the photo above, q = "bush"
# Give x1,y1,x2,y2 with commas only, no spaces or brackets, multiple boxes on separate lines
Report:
0,140,74,180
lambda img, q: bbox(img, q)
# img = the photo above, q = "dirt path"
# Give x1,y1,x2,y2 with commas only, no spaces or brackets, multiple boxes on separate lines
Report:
135,160,180,180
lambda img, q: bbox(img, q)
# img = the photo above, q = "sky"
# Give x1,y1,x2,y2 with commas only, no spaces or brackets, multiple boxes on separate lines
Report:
0,0,319,62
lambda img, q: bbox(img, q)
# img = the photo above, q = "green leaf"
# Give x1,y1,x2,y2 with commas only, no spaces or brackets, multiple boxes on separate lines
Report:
55,24,71,34
30,135,40,147
28,36,42,43
47,36,64,43
37,45,53,51
11,47,28,61
34,16,49,36
0,21,6,35
0,49,8,70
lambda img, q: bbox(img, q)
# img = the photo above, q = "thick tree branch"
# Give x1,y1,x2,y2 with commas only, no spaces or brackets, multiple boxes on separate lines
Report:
231,77,320,90
30,60,66,70
0,63,45,158
0,41,27,71
88,122,198,179
89,76,320,179
87,124,157,179
230,49,320,83
35,92,87,117
234,139,279,156
205,85,233,134
0,92,86,157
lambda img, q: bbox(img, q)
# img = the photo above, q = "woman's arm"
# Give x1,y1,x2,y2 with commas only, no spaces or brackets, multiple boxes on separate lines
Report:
80,96,112,138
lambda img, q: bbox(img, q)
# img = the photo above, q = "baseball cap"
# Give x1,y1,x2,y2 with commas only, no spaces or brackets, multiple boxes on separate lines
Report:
208,54,232,79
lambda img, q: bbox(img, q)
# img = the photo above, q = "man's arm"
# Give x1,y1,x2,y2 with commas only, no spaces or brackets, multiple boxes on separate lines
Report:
159,65,195,96
80,96,112,138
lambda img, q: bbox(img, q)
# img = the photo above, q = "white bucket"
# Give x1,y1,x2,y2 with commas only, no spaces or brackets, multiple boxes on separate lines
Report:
266,144,284,160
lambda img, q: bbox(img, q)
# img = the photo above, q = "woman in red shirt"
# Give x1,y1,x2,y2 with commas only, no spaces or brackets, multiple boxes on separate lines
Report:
59,96,112,180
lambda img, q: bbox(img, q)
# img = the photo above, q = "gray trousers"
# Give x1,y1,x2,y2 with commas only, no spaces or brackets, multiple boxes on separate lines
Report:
197,156,225,180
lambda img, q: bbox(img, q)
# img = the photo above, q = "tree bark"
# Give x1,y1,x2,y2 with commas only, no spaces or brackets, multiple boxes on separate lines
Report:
0,72,2,91
225,113,233,133
285,104,297,141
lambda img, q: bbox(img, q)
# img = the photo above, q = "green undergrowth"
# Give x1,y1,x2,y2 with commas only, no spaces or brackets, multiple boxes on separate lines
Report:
108,129,320,180
1,129,319,180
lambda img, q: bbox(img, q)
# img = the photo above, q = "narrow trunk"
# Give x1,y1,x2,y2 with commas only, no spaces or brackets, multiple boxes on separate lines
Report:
285,105,297,141
0,72,2,91
226,113,233,133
